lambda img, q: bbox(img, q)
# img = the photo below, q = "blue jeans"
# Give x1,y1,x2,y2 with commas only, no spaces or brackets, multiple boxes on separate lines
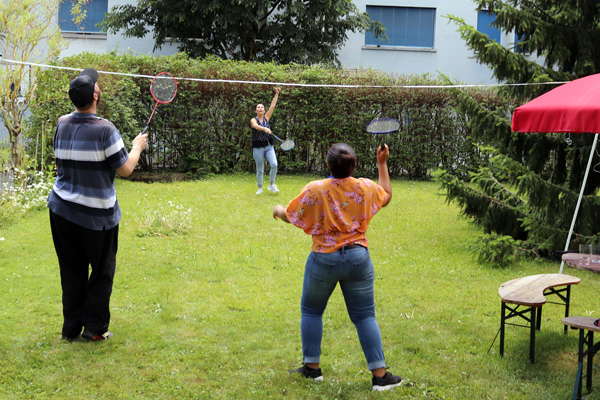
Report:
300,246,386,370
252,145,277,188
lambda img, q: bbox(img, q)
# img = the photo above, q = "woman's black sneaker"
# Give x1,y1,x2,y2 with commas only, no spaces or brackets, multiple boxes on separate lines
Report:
289,365,323,382
372,371,403,391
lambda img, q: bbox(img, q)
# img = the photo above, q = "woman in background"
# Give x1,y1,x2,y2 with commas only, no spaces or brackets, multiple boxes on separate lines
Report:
250,87,281,194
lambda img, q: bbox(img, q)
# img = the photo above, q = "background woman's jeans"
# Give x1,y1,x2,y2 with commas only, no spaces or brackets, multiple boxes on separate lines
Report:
252,145,277,187
300,247,386,370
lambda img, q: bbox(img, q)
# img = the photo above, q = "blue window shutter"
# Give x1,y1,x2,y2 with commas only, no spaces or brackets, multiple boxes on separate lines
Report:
366,6,435,47
408,8,434,47
382,7,397,44
365,6,383,45
59,0,108,33
477,10,501,43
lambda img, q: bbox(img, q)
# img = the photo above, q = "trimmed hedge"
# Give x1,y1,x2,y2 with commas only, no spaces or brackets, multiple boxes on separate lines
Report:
26,52,509,179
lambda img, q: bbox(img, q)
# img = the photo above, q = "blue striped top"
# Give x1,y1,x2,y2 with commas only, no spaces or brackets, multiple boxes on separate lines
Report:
47,112,129,230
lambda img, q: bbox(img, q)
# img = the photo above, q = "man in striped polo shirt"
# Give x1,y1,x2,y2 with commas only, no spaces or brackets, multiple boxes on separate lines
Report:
48,68,148,341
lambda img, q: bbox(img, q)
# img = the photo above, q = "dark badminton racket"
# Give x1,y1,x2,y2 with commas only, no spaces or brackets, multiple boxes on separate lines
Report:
366,118,400,150
141,72,178,134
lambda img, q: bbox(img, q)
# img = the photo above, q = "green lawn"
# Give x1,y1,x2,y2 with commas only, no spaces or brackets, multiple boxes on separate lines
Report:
1,174,599,399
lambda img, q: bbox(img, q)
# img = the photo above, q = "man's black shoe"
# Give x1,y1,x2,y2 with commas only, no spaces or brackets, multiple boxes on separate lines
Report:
82,330,113,341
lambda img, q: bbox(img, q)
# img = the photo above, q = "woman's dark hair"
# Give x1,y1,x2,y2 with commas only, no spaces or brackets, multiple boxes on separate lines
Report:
327,143,356,178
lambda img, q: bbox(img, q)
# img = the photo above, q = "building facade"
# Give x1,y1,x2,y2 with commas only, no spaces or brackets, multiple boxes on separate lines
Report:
338,0,540,84
56,0,542,85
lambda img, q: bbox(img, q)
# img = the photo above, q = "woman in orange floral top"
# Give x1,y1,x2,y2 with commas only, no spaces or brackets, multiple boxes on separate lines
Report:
273,143,403,391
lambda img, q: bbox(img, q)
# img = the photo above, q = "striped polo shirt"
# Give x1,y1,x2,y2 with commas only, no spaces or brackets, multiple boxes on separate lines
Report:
47,112,129,230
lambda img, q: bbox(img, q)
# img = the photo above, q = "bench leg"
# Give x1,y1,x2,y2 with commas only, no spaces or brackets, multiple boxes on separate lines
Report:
587,331,594,392
564,286,571,334
530,307,537,364
500,301,506,357
573,360,583,400
573,328,585,400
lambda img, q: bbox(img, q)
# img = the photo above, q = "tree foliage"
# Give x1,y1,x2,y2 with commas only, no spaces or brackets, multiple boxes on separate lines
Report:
100,0,385,64
0,0,72,169
436,0,600,265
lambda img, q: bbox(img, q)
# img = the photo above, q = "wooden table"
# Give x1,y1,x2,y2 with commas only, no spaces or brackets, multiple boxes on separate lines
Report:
498,273,581,363
562,317,600,400
562,252,600,273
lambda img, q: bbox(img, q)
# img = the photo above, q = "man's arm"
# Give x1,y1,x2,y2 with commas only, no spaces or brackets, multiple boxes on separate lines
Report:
116,133,148,177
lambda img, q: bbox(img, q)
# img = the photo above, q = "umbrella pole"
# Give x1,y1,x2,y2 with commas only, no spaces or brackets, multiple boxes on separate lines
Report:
560,133,599,273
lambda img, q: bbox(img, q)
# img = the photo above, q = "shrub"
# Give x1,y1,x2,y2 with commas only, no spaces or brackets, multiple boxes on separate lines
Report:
25,52,510,179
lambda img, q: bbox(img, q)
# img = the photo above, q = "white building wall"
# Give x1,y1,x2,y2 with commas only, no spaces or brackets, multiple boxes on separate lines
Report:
59,0,178,58
54,0,545,82
60,33,108,57
104,0,179,56
338,0,542,84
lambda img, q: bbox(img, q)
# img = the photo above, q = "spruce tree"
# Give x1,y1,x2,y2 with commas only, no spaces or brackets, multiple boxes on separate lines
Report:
435,0,600,265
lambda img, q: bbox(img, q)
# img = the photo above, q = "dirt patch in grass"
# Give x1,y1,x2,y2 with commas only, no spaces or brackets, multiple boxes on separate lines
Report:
126,171,190,183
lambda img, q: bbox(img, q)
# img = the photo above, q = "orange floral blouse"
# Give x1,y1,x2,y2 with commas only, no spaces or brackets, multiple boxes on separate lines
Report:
285,177,390,253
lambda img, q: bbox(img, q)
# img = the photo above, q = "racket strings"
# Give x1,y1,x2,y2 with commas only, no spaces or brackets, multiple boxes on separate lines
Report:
151,75,177,103
281,140,295,151
367,118,400,134
272,134,295,151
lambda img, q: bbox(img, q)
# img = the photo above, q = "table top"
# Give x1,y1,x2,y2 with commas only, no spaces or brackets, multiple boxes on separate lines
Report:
499,273,581,306
562,252,600,273
562,316,600,333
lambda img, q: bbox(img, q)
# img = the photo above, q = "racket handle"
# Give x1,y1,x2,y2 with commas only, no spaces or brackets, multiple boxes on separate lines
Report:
141,125,148,135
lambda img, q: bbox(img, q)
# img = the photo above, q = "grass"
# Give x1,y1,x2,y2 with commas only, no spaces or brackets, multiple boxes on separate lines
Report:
1,173,600,399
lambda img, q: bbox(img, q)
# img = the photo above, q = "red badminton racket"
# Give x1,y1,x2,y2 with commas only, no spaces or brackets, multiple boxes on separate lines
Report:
141,72,178,134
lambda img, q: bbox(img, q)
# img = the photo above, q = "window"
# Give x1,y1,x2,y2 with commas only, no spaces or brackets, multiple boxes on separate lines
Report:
477,10,501,43
365,6,435,48
513,32,528,54
59,0,108,33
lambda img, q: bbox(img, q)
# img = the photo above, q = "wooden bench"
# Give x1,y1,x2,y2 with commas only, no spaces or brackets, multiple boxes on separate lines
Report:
562,317,600,400
498,273,580,363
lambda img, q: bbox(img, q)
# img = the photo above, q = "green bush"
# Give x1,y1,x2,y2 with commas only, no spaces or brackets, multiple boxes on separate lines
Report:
0,163,54,229
26,52,510,179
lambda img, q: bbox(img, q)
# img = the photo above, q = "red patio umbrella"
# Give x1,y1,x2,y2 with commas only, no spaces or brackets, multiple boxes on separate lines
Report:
512,74,600,273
